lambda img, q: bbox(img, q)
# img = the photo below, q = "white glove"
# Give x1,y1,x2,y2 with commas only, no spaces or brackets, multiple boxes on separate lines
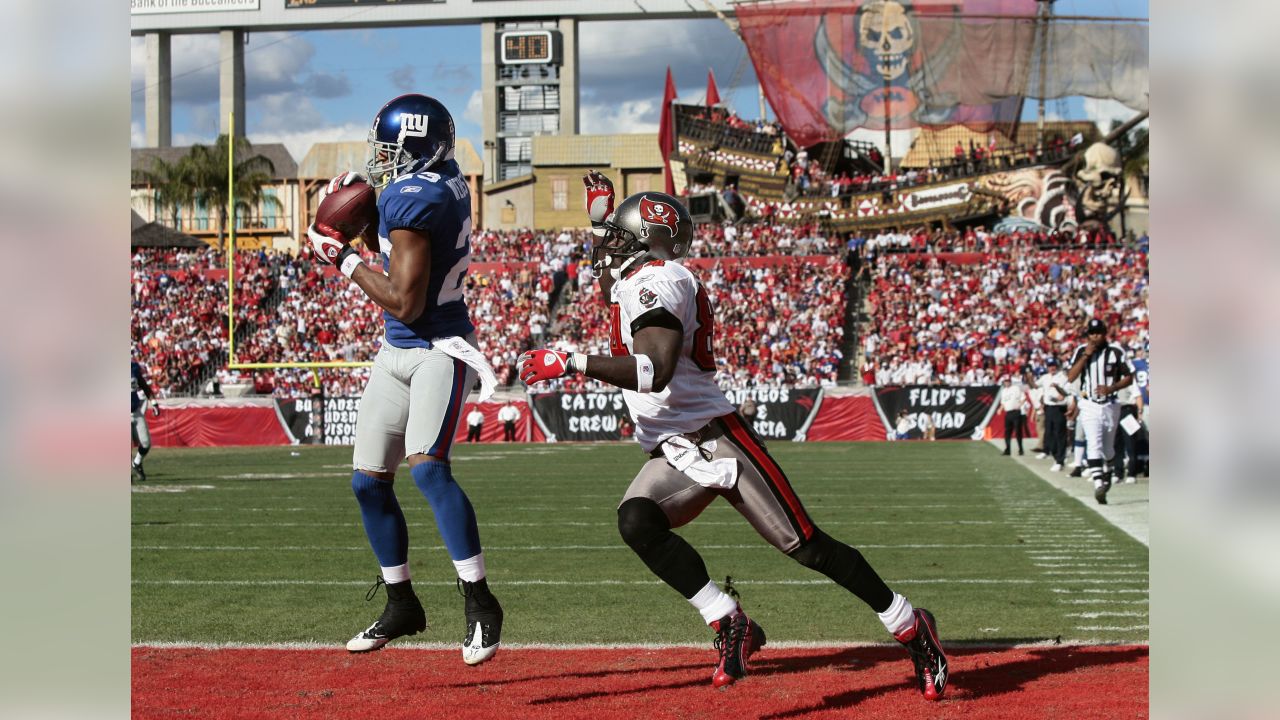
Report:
661,437,738,489
325,170,370,197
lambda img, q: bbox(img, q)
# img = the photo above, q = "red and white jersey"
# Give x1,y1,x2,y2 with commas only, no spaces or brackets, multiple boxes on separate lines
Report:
609,260,735,452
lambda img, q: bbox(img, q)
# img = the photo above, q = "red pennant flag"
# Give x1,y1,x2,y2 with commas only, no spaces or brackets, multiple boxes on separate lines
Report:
706,69,721,107
658,67,677,195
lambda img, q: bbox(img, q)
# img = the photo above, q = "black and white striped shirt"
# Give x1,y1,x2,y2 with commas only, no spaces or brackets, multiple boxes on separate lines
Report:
1069,342,1134,403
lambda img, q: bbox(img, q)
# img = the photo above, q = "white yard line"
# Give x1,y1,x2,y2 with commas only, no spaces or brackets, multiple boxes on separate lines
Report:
132,577,1047,587
987,440,1149,547
131,638,1148,652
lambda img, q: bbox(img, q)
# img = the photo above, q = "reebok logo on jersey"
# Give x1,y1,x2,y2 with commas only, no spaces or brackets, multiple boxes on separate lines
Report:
638,195,680,239
639,287,658,308
400,185,422,193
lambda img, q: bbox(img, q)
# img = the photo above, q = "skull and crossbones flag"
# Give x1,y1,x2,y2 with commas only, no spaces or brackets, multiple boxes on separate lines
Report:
736,0,1148,147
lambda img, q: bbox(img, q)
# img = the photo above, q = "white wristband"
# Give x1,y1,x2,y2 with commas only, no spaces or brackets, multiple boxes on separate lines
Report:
339,251,363,278
634,354,655,393
568,352,588,374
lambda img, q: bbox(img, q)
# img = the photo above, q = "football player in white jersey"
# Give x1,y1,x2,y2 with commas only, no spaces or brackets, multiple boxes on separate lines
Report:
516,173,948,699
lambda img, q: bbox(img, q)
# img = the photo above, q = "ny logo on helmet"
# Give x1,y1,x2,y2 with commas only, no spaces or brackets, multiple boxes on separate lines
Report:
398,113,429,142
638,196,680,239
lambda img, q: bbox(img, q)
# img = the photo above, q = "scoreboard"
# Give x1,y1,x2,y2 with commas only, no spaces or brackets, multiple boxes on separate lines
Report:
498,29,561,66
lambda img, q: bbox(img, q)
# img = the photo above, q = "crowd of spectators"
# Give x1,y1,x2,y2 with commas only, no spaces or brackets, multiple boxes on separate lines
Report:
848,224,1123,259
541,256,848,390
688,221,836,258
860,247,1149,386
132,214,1148,399
130,247,231,395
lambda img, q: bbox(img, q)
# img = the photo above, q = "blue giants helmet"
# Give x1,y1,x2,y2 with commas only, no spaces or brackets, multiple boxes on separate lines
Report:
366,94,455,187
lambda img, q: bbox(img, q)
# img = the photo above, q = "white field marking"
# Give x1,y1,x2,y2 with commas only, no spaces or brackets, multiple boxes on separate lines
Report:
1066,611,1148,618
1043,579,1149,585
1026,554,1122,559
1059,599,1149,605
186,505,929,513
131,485,216,494
132,578,1041,587
216,473,341,480
132,638,1146,652
129,538,1029,548
139,519,996,530
1034,563,1143,568
1051,588,1148,594
1040,570,1148,576
1075,625,1149,631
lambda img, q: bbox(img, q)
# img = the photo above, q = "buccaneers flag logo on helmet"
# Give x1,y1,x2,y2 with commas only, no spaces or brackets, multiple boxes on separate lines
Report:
638,195,681,239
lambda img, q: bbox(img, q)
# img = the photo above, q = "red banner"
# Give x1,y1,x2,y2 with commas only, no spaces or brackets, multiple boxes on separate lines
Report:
150,405,291,447
805,395,885,441
736,0,1035,147
452,401,544,444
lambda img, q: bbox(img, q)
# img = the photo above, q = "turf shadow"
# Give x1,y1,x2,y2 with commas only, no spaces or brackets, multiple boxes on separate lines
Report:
436,660,708,690
758,645,1148,719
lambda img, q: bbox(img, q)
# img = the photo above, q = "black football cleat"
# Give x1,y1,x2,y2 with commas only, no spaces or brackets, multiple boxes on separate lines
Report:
459,578,503,665
1094,479,1111,505
896,608,948,701
346,577,427,652
132,463,146,482
710,606,766,688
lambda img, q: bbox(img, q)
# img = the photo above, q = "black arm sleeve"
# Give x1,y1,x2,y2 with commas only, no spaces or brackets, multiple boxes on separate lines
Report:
630,307,684,336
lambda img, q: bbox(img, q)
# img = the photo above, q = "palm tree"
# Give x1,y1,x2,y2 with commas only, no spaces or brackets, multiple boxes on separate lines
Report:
133,155,195,230
185,135,282,248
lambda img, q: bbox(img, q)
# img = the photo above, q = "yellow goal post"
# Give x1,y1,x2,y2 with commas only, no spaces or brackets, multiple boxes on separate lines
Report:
223,111,373,386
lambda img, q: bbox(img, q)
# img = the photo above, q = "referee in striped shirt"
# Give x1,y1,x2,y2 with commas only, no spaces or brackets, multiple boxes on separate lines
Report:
1067,319,1135,504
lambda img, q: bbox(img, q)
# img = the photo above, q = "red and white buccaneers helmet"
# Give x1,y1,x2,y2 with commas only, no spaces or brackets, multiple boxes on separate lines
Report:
592,192,693,277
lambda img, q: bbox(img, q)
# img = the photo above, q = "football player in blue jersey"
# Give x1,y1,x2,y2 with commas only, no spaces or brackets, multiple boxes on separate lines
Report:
306,94,503,664
130,357,160,482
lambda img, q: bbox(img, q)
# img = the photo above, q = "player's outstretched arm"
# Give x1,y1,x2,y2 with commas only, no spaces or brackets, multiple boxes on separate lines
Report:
349,228,433,322
518,324,681,393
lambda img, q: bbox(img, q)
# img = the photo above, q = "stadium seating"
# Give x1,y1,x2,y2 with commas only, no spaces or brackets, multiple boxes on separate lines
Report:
862,247,1149,385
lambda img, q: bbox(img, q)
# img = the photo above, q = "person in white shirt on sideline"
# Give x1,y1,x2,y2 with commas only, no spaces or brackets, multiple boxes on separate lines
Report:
465,407,485,443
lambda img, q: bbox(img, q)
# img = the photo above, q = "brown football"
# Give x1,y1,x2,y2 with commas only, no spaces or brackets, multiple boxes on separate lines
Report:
315,180,378,243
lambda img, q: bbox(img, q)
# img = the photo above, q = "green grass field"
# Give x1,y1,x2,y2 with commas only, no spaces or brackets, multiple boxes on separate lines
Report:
131,442,1149,647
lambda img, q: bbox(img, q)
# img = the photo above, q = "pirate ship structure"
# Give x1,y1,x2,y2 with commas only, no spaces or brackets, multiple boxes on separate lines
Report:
672,0,1148,233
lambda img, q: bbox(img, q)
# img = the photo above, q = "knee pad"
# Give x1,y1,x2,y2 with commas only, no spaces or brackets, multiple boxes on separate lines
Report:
788,528,836,570
617,497,672,552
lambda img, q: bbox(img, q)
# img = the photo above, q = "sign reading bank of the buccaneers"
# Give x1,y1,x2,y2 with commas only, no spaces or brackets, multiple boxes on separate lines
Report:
530,387,823,443
872,385,999,440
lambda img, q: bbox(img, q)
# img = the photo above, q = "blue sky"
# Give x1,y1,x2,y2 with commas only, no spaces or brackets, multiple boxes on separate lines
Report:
129,0,1147,162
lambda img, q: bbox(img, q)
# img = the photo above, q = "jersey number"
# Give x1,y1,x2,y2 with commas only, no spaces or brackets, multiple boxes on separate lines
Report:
437,218,472,306
608,304,629,357
691,286,716,371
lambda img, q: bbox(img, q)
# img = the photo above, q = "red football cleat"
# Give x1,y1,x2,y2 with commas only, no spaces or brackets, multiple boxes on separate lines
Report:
710,607,766,688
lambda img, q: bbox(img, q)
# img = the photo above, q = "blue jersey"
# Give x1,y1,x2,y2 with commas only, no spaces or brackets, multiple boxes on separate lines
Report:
376,159,475,349
131,361,147,413
1131,358,1149,405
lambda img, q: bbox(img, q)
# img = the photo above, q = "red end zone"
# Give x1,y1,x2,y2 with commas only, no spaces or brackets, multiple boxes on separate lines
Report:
132,644,1149,719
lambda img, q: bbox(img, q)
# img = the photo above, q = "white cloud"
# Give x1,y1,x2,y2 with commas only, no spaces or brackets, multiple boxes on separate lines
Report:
129,32,345,106
250,121,368,163
130,121,145,148
581,99,660,136
463,89,483,126
579,19,756,111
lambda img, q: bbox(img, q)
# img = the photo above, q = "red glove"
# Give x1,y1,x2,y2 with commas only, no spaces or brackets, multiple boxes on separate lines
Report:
518,349,582,386
307,222,349,264
583,170,615,226
307,222,362,277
